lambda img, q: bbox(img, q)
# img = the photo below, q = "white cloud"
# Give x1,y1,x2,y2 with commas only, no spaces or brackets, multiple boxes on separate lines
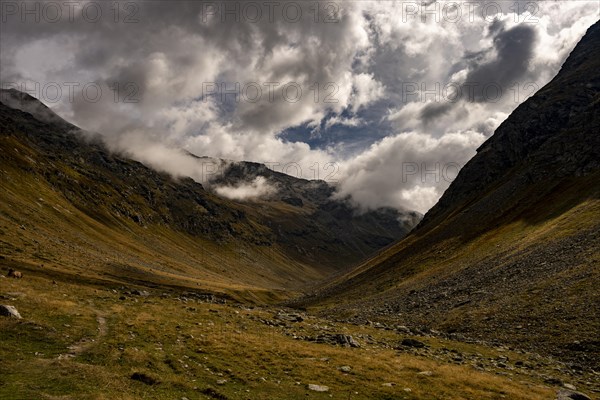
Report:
214,176,277,201
350,73,385,112
324,115,364,129
335,130,487,214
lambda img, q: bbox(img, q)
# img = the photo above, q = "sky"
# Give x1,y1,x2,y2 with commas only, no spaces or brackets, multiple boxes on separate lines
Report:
1,1,598,213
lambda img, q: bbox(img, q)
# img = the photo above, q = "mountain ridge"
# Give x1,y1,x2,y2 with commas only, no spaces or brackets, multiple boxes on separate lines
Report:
0,88,418,301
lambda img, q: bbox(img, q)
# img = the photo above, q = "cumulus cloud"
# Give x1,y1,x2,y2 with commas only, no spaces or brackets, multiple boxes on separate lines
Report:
1,1,597,212
214,176,277,201
335,130,487,214
350,73,386,112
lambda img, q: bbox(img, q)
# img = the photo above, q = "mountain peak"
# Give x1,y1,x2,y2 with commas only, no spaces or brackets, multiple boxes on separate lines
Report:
418,19,600,232
0,88,71,127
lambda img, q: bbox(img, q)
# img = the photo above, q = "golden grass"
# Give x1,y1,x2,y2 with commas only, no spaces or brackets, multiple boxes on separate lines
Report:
0,272,557,399
0,152,327,303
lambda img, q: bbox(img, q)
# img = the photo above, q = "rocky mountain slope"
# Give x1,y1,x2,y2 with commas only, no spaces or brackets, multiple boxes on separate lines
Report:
0,88,417,301
299,20,600,373
198,154,421,267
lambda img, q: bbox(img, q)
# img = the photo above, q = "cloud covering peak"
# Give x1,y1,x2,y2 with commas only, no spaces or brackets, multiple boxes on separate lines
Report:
1,0,597,212
214,176,277,201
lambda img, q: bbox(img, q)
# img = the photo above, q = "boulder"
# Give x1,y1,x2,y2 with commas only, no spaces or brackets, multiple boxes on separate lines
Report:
275,313,303,322
556,389,591,400
311,333,360,347
397,325,411,334
338,334,360,347
401,338,427,348
130,372,158,385
325,334,360,347
0,305,22,319
7,269,23,278
307,384,329,392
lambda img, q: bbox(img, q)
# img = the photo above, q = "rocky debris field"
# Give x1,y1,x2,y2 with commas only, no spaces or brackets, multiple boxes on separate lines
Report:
242,306,600,397
307,225,600,374
92,286,600,396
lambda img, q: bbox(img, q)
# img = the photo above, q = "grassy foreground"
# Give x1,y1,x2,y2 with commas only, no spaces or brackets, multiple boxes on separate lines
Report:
0,267,563,400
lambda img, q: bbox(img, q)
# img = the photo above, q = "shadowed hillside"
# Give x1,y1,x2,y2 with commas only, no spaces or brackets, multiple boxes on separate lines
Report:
0,89,417,302
299,20,600,372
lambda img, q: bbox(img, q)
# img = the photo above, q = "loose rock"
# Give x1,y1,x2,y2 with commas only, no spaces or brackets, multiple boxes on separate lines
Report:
308,384,330,392
401,338,426,348
311,334,360,348
130,372,158,385
556,389,591,400
0,305,22,319
275,313,303,323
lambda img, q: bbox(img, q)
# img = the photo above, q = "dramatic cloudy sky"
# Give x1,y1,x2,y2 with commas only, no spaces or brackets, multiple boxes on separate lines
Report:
1,1,598,212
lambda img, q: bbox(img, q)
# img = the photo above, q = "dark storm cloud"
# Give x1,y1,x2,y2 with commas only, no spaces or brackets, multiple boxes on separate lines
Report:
420,102,455,124
464,21,537,102
415,21,537,126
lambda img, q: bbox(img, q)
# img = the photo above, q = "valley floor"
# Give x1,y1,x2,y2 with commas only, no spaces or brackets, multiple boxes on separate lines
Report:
1,262,597,400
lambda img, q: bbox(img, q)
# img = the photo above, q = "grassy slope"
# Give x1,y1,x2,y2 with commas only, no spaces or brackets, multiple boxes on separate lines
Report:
0,133,325,303
0,92,416,302
302,174,600,369
315,174,600,291
1,178,576,399
0,141,584,397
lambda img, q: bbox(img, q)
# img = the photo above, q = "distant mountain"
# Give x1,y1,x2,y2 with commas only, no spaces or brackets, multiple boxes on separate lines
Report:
0,88,418,301
204,156,421,259
299,21,600,369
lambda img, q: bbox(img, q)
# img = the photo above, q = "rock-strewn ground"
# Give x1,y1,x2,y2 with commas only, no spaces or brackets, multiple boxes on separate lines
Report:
3,269,597,399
